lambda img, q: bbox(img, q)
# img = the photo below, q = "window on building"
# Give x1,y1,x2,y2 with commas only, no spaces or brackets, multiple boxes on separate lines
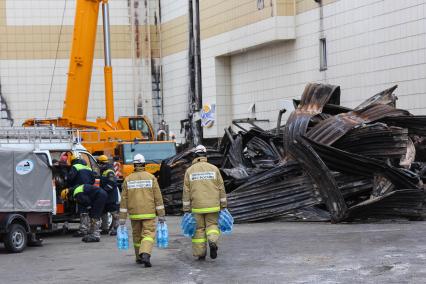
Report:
319,38,327,71
257,0,264,10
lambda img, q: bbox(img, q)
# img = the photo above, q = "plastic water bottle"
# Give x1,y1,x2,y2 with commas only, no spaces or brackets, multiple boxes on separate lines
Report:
219,209,234,234
117,225,129,250
181,213,191,231
162,223,169,248
156,223,162,248
156,223,168,248
182,213,196,237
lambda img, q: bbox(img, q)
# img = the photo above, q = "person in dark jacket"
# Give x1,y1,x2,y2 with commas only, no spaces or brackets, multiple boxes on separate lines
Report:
97,155,120,236
66,152,97,238
69,184,108,242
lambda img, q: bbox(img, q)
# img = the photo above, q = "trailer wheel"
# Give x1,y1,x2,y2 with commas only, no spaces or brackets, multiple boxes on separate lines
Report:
4,224,27,253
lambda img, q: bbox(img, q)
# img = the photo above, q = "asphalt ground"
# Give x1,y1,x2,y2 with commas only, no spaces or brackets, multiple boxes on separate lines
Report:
1,217,426,283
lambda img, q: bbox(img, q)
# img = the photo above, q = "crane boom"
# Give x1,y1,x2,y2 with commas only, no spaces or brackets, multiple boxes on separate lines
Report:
63,0,101,122
22,0,171,170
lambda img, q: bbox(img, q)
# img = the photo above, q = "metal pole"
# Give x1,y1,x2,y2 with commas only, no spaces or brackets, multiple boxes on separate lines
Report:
102,2,111,67
194,0,202,111
102,1,115,125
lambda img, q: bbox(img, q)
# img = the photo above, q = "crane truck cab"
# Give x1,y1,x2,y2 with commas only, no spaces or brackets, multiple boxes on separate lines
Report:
114,141,177,178
0,127,100,253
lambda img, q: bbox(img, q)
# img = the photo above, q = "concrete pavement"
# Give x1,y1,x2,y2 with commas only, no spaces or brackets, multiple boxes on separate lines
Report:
1,217,426,283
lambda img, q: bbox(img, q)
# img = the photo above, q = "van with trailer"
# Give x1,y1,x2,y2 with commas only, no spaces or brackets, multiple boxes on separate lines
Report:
0,127,100,253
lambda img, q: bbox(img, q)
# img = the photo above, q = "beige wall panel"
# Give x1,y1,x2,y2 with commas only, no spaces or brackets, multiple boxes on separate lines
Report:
200,0,274,40
0,0,5,26
276,0,296,16
161,15,188,57
0,25,163,60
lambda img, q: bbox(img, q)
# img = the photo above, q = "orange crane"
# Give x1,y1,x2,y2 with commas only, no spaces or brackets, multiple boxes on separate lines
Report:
23,0,175,175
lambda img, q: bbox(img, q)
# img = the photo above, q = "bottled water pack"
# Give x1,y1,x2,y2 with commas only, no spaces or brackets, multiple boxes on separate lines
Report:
156,222,169,249
218,209,234,234
181,213,196,237
116,225,129,250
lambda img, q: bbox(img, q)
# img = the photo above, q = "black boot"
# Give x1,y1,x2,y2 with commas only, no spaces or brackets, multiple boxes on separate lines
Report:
140,253,152,268
198,256,206,261
209,241,218,259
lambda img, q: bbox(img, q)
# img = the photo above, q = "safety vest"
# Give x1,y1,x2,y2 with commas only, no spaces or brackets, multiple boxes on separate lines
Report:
73,185,84,197
102,169,115,177
73,164,92,172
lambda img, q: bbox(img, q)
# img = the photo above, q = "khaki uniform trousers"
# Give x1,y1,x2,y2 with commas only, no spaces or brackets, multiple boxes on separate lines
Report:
131,219,156,260
192,212,220,257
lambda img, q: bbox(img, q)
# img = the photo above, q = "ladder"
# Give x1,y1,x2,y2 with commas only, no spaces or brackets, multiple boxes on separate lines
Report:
0,127,77,144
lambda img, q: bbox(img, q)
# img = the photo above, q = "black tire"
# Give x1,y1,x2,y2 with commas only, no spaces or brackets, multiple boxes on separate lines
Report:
4,224,27,253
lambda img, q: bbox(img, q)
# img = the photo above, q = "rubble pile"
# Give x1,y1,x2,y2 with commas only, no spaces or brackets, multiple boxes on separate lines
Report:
160,83,426,223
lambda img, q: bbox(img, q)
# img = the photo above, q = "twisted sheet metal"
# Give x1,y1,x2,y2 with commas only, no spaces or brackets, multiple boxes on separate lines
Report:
303,137,421,189
306,86,409,145
306,104,409,145
228,162,322,222
334,173,373,199
347,189,425,219
382,116,426,136
289,138,347,222
333,123,408,160
284,83,340,155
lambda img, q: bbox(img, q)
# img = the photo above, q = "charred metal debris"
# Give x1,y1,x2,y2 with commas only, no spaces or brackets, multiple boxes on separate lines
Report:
159,83,426,223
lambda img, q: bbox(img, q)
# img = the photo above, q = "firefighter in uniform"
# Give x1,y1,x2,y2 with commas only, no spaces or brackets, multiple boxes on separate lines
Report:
119,154,166,267
183,145,227,260
66,152,96,238
68,184,108,242
97,155,120,236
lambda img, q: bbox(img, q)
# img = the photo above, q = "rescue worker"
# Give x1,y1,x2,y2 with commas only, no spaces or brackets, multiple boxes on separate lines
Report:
119,154,166,267
97,155,120,236
67,184,108,242
183,145,227,260
66,152,96,238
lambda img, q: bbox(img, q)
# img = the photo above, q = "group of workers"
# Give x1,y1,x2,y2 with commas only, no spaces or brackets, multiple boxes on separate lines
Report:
60,153,120,242
61,144,227,268
61,153,120,242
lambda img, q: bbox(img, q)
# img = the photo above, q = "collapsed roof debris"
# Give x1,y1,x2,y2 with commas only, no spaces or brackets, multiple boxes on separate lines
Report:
159,83,426,223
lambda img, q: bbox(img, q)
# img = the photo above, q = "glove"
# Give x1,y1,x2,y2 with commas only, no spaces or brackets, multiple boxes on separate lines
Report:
119,219,126,226
60,188,69,201
158,216,166,224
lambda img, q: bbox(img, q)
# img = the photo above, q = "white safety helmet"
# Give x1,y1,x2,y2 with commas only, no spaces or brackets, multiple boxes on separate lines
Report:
194,145,207,154
133,153,146,164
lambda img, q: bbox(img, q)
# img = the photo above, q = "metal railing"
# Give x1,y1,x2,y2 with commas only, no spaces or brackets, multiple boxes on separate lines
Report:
0,126,77,144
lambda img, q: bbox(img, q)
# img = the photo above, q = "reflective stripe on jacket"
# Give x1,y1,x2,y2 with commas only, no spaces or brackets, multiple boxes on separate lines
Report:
119,168,165,220
73,164,92,172
182,157,227,213
73,184,84,197
67,159,96,188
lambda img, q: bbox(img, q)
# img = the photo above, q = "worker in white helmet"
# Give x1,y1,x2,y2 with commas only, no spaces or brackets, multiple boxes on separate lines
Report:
183,145,227,260
119,153,165,267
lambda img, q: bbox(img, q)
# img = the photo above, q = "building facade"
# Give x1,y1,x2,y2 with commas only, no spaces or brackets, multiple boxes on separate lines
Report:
0,0,425,144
